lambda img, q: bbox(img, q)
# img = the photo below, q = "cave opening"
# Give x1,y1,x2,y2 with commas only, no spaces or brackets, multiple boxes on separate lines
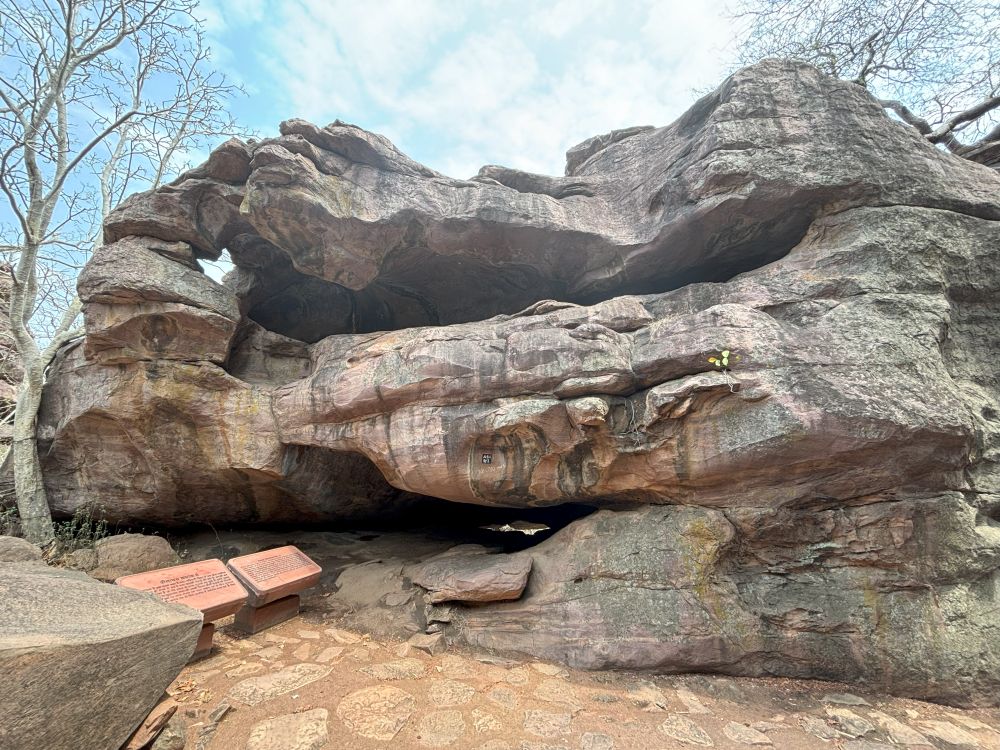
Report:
224,216,804,344
177,497,598,562
346,496,598,554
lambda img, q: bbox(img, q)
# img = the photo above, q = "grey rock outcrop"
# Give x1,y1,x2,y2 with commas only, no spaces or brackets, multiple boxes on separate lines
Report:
89,533,181,581
448,505,1000,708
0,563,201,750
35,59,1000,705
0,536,43,563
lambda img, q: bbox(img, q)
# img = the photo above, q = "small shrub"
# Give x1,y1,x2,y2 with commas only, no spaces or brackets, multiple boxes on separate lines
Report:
51,504,110,553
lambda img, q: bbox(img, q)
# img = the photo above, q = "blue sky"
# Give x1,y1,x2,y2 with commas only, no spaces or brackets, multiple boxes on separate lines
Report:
199,0,739,178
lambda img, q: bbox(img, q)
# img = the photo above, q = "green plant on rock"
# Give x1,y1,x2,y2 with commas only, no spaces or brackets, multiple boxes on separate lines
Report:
708,349,741,392
707,350,740,368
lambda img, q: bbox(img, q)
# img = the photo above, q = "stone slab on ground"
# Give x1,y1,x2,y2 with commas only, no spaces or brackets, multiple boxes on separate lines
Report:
246,708,328,750
227,545,322,606
409,552,531,604
336,685,417,741
228,663,332,707
117,558,248,621
0,562,201,750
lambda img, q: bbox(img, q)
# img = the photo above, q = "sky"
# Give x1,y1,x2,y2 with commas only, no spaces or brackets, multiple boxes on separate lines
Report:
198,0,740,178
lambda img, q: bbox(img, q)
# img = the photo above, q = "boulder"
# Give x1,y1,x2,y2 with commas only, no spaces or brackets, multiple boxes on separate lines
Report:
89,533,182,581
409,552,531,604
64,547,97,571
448,505,1000,708
77,235,240,364
34,59,1000,705
0,563,201,750
0,536,43,563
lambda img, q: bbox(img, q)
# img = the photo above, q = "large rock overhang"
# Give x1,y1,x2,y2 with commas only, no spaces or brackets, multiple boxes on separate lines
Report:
35,58,1000,706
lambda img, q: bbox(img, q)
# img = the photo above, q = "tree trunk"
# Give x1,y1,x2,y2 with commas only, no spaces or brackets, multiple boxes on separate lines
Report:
12,364,52,544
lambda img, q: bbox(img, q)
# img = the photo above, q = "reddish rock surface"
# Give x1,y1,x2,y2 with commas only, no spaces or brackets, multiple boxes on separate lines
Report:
117,559,247,621
227,545,322,606
36,60,1000,705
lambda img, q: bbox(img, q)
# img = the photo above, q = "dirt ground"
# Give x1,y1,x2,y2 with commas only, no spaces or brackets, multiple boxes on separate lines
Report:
155,528,1000,750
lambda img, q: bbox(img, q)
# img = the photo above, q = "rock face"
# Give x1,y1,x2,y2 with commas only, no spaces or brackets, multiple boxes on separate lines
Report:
447,505,1000,708
37,59,1000,705
0,563,202,750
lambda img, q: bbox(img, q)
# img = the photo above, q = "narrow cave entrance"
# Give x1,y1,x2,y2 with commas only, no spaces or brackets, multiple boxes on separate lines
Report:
165,444,599,562
357,496,599,554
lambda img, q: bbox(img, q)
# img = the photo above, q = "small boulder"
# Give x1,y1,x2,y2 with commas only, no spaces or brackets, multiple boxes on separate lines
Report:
408,552,531,604
150,714,187,750
90,533,181,581
408,632,445,655
0,536,43,563
0,562,201,750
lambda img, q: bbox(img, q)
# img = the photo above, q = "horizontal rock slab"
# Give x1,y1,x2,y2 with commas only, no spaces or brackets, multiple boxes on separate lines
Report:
37,346,418,526
102,60,1000,339
78,235,240,364
409,552,531,604
0,563,201,750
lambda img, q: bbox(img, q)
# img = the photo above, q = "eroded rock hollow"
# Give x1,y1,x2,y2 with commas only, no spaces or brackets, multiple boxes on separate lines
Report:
39,60,1000,706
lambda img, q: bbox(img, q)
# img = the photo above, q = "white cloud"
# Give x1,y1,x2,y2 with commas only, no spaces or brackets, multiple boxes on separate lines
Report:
529,0,606,39
211,0,739,177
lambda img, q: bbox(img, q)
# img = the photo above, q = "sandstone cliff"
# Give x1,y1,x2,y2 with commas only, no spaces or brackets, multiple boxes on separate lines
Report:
37,60,1000,706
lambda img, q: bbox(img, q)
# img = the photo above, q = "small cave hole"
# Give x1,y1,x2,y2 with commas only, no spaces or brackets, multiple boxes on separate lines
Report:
394,498,598,553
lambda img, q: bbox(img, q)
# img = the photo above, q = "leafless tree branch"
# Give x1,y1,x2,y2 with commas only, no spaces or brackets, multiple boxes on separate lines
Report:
732,0,1000,166
0,0,248,541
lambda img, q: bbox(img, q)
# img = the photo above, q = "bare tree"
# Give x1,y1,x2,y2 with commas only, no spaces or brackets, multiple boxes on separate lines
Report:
0,0,244,543
732,0,1000,166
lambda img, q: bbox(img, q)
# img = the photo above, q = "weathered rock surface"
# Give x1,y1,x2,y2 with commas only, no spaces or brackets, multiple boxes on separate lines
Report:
78,235,240,364
0,563,201,750
447,505,1000,708
246,708,329,750
89,533,181,581
0,535,43,562
409,551,531,603
37,59,1000,705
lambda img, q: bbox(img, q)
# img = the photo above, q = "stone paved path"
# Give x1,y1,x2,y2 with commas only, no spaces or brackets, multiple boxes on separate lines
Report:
150,527,1000,750
160,614,1000,750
